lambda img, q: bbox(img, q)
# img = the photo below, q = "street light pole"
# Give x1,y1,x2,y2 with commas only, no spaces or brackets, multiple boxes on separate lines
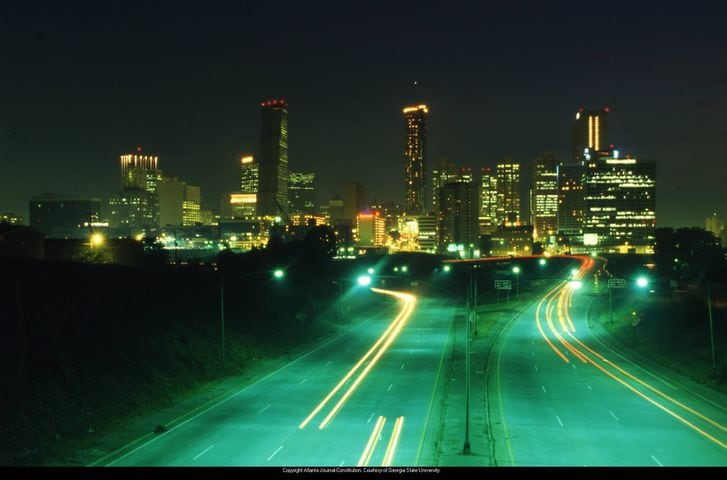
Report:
220,270,226,364
707,288,716,372
463,267,472,454
609,285,613,323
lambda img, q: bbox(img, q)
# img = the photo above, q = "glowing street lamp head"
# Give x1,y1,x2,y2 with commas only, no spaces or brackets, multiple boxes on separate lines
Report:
357,275,372,286
538,258,547,266
273,269,284,279
512,266,521,274
401,266,408,273
394,267,399,272
443,265,451,272
367,267,375,274
90,233,105,247
571,268,579,277
569,280,583,290
636,277,648,288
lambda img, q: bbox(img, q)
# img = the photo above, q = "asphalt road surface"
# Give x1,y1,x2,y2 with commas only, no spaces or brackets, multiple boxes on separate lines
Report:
489,257,727,466
106,287,455,466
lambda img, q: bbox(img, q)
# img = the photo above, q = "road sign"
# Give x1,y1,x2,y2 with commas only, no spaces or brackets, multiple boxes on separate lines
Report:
495,280,512,290
608,278,626,288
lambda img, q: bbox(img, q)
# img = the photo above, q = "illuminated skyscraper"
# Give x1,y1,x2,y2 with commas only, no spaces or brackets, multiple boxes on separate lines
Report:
432,156,457,214
120,147,161,192
582,148,656,253
258,99,289,217
531,153,559,242
238,155,259,216
572,107,609,162
357,211,386,247
556,161,586,242
403,104,428,215
438,182,478,250
288,172,316,215
182,184,201,226
496,158,521,226
479,167,498,235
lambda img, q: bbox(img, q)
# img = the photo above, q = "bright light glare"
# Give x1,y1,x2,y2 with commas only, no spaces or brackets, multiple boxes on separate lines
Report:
512,266,521,274
539,258,547,266
367,267,375,274
273,269,284,279
90,233,105,247
443,265,451,272
571,269,578,277
636,277,648,288
569,280,583,289
401,266,408,272
357,275,372,286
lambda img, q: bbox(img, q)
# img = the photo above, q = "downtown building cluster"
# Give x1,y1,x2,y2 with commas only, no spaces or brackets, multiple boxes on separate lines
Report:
16,102,659,261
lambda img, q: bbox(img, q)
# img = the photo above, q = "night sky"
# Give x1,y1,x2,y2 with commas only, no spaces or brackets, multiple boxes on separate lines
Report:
1,1,726,227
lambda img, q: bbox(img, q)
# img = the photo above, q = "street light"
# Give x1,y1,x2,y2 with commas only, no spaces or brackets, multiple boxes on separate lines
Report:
512,266,520,299
90,232,105,247
636,276,648,288
443,264,451,273
367,267,375,274
539,258,547,266
357,275,372,286
220,267,285,364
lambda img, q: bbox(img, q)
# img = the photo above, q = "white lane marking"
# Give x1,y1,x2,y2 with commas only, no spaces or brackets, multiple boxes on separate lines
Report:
541,385,547,394
259,404,271,414
534,365,539,372
387,384,394,392
367,413,375,424
650,454,663,466
266,445,284,462
586,383,593,390
565,350,569,356
400,363,405,370
298,378,307,385
531,351,535,357
609,410,619,421
193,445,214,460
556,415,564,427
326,360,333,366
572,363,577,370
339,460,345,466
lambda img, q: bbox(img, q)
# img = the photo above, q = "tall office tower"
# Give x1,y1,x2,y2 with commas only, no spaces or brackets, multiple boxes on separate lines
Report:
343,181,367,222
432,156,457,214
496,158,521,227
120,147,161,191
479,167,498,235
556,162,586,241
531,153,559,243
289,172,316,215
572,107,609,162
239,155,259,216
29,194,101,238
403,104,428,214
108,190,157,231
582,148,656,253
157,178,185,226
182,184,202,226
438,182,479,250
258,99,289,217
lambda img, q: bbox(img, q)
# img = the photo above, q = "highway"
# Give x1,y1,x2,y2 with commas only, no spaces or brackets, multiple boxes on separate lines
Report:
489,257,727,466
104,287,456,466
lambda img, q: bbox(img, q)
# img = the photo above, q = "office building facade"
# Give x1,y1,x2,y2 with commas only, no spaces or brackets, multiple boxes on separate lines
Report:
531,153,559,243
403,104,428,215
496,158,521,227
258,99,289,216
29,194,101,238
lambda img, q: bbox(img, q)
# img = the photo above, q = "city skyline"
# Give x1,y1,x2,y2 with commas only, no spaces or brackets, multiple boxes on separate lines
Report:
2,2,727,227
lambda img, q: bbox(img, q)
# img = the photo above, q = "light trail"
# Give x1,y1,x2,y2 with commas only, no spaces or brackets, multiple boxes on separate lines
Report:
319,290,416,429
381,416,404,466
358,416,386,466
298,288,416,429
299,288,416,429
535,256,727,450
